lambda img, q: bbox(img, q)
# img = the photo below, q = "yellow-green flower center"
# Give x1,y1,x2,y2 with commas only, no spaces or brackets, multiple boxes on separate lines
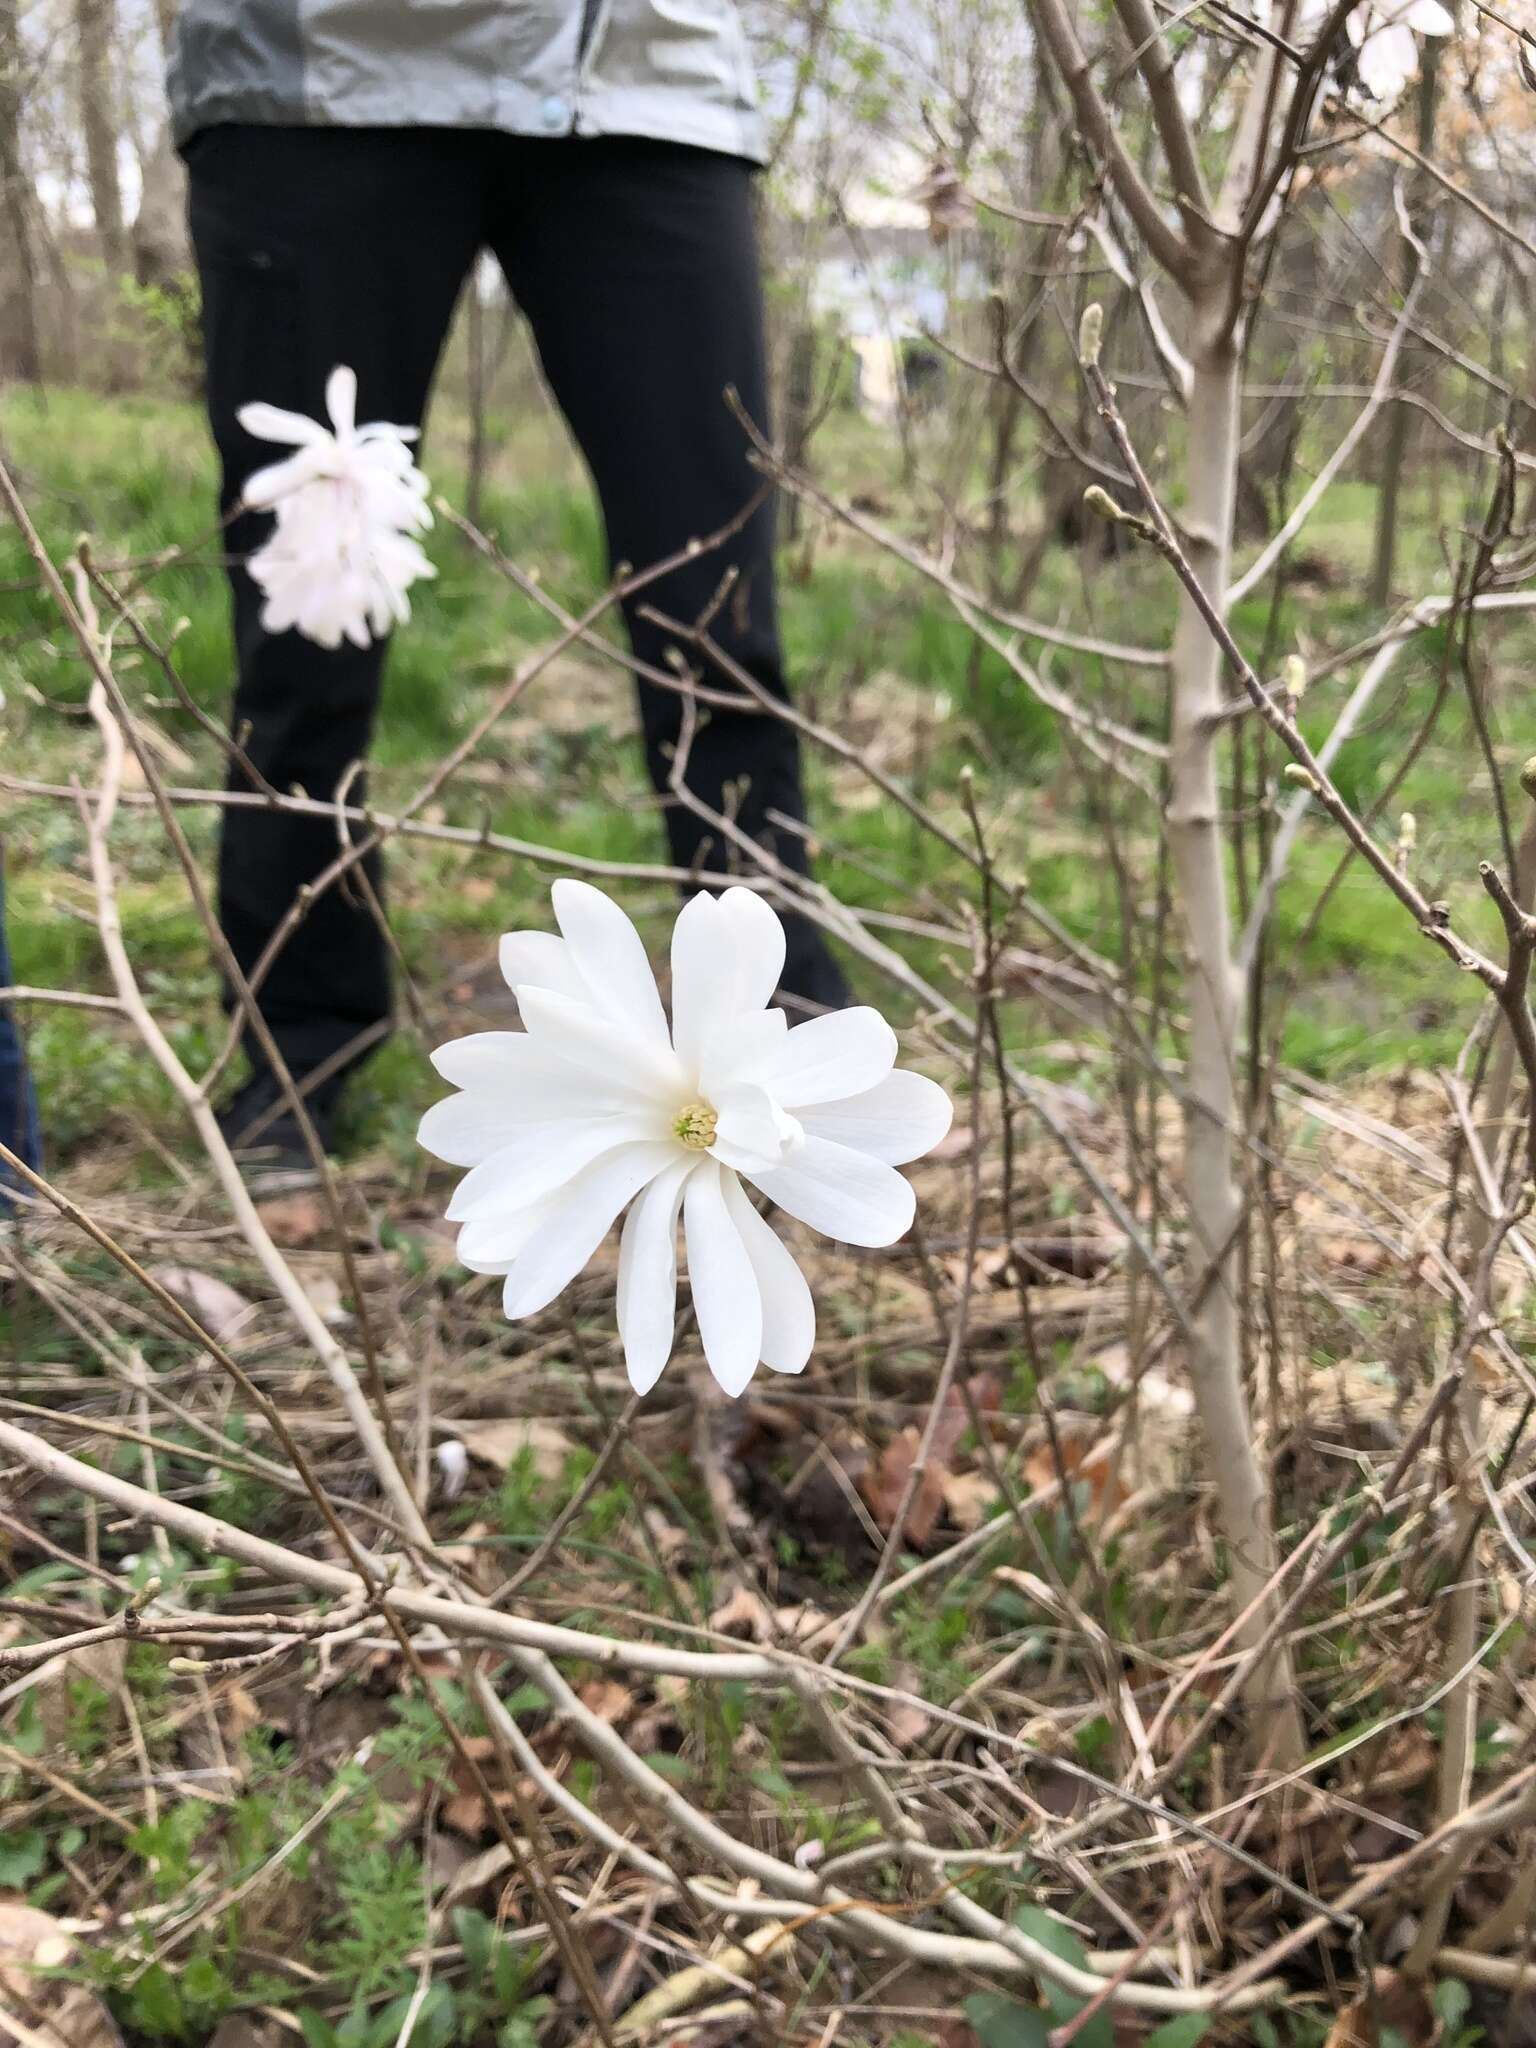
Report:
673,1100,718,1151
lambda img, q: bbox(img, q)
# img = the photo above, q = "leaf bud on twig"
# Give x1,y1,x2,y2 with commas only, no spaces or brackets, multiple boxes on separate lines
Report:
1082,485,1124,525
1078,302,1103,367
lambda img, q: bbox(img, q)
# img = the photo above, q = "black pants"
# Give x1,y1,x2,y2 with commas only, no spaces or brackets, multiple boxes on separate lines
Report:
187,125,841,1077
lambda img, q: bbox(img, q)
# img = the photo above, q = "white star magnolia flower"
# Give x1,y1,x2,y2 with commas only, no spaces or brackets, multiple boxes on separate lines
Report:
1301,0,1453,99
236,365,435,652
418,881,954,1398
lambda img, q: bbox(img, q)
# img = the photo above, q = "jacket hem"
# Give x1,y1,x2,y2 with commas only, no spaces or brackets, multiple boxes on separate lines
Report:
172,94,767,164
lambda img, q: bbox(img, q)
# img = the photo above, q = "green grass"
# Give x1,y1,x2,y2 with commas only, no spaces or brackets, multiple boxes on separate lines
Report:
3,378,1532,1172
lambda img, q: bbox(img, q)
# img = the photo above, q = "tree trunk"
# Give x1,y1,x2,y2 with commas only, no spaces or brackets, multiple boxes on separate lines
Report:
0,0,43,381
75,0,128,273
1369,43,1441,607
780,323,818,545
131,125,188,291
1467,803,1536,1267
1169,313,1304,1767
153,0,178,62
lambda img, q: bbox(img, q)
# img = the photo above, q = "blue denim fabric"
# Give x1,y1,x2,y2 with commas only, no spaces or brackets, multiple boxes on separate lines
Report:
0,863,42,1210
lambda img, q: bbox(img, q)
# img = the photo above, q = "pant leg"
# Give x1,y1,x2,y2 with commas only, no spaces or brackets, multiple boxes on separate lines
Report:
187,125,485,1074
488,136,846,1007
0,853,42,1211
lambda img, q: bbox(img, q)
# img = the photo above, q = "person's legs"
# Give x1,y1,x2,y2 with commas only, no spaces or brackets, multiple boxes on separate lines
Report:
188,125,486,1102
0,851,42,1216
489,136,847,1010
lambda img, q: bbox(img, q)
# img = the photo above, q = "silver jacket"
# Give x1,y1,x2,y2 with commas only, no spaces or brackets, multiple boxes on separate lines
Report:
167,1,767,164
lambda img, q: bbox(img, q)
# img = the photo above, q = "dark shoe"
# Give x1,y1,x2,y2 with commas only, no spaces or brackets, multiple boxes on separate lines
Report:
776,922,851,1018
216,1066,344,1178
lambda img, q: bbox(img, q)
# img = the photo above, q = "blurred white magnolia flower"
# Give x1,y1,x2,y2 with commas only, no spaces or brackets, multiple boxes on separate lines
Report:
435,1439,469,1502
418,881,953,1398
1300,0,1453,100
236,364,434,651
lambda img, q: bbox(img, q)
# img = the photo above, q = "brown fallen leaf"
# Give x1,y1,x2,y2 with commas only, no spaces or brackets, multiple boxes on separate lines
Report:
711,1582,774,1639
1324,1235,1392,1275
642,1507,689,1563
440,1734,535,1839
708,1583,827,1645
456,1416,575,1481
147,1264,255,1342
208,2019,289,2048
941,1469,1000,1533
1324,1969,1439,2048
860,1373,1003,1545
438,1838,514,1905
0,1903,125,2048
255,1192,331,1247
436,1517,501,1593
883,1672,934,1749
936,1372,1003,1458
578,1679,634,1726
859,1425,946,1547
778,1604,831,1641
1023,1432,1128,1515
298,1270,349,1326
443,1788,498,1839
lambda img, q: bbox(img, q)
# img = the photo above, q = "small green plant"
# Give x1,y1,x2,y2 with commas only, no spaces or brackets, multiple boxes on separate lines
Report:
114,272,203,393
297,1913,547,2048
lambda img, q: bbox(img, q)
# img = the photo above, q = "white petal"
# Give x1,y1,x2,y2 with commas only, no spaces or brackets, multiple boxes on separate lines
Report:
428,1030,650,1111
800,1070,953,1165
722,1173,814,1374
239,463,435,648
617,1159,695,1394
672,889,785,1075
445,1110,666,1222
552,880,672,1051
326,364,358,439
718,888,788,1010
355,418,422,445
1355,18,1415,93
418,1093,531,1169
236,400,330,448
697,1007,787,1099
503,1141,677,1319
499,930,589,1003
455,1194,557,1270
241,446,333,507
517,986,686,1099
683,1161,762,1397
771,1008,897,1108
748,1136,915,1247
710,1081,803,1175
669,892,727,1075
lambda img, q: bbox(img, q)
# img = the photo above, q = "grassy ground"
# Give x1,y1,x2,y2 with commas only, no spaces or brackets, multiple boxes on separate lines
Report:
3,378,1532,2045
3,376,1533,1180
